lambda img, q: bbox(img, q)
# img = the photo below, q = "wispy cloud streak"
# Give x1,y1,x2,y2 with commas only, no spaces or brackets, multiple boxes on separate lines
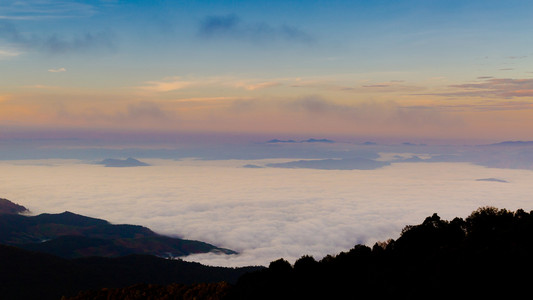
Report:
423,78,533,99
139,76,283,93
198,14,314,45
48,67,66,73
0,48,20,59
0,1,97,20
0,21,115,54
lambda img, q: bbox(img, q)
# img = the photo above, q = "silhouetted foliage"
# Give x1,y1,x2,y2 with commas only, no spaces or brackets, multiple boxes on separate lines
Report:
231,207,533,299
0,244,261,300
65,282,232,300
2,206,533,299
293,255,317,272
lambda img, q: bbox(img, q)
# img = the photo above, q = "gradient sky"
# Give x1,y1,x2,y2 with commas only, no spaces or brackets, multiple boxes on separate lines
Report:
2,0,533,143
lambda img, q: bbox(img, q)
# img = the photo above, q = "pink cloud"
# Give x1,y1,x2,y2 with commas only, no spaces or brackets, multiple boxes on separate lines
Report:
422,78,533,99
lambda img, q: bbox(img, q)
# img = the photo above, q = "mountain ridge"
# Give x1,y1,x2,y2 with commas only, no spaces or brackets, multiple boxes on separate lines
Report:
266,157,390,170
485,140,533,146
0,243,260,300
0,198,235,259
0,198,29,215
96,157,150,167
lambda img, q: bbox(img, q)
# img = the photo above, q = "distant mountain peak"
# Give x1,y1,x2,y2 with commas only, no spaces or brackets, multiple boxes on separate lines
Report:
488,141,533,146
266,139,297,143
266,157,389,170
242,164,264,168
476,178,508,183
303,138,335,143
0,206,236,259
97,157,150,167
34,211,109,227
266,138,335,144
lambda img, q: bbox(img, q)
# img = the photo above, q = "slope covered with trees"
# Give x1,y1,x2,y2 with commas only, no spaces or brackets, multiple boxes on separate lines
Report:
0,198,28,215
2,196,532,299
0,244,260,300
231,207,533,299
0,208,235,258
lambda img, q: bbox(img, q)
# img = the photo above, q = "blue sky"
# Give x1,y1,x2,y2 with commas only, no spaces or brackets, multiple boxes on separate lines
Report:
1,0,533,143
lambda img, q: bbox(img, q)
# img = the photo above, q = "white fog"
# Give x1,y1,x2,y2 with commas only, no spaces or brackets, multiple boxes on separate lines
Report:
1,158,531,267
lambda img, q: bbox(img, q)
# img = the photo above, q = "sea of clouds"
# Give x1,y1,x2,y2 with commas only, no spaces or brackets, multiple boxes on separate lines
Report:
0,159,531,267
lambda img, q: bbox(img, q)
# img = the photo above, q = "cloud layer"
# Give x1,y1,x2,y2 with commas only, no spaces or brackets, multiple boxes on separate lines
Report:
3,73,533,142
1,159,532,267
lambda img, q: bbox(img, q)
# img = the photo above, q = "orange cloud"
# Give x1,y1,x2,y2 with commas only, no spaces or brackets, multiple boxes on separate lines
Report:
48,67,66,73
242,81,281,90
4,73,533,142
138,76,286,96
140,77,192,92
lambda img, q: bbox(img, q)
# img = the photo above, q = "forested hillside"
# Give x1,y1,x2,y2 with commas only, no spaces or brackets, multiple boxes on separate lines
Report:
230,207,532,299
0,205,235,258
64,207,533,299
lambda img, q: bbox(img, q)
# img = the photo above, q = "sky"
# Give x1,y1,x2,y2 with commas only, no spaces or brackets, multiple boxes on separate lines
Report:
2,0,533,144
2,1,533,270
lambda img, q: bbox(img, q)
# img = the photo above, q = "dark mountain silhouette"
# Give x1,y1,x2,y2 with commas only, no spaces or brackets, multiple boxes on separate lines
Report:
0,198,29,215
0,244,260,300
67,282,234,300
230,207,533,299
61,207,533,299
0,197,250,299
2,196,532,299
97,157,150,167
0,199,235,259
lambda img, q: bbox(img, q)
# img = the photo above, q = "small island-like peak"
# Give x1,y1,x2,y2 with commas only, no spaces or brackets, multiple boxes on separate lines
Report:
96,157,150,167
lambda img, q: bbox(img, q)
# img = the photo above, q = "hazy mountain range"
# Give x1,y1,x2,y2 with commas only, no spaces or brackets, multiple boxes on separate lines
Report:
266,158,390,170
266,138,335,144
2,139,533,170
476,178,508,183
